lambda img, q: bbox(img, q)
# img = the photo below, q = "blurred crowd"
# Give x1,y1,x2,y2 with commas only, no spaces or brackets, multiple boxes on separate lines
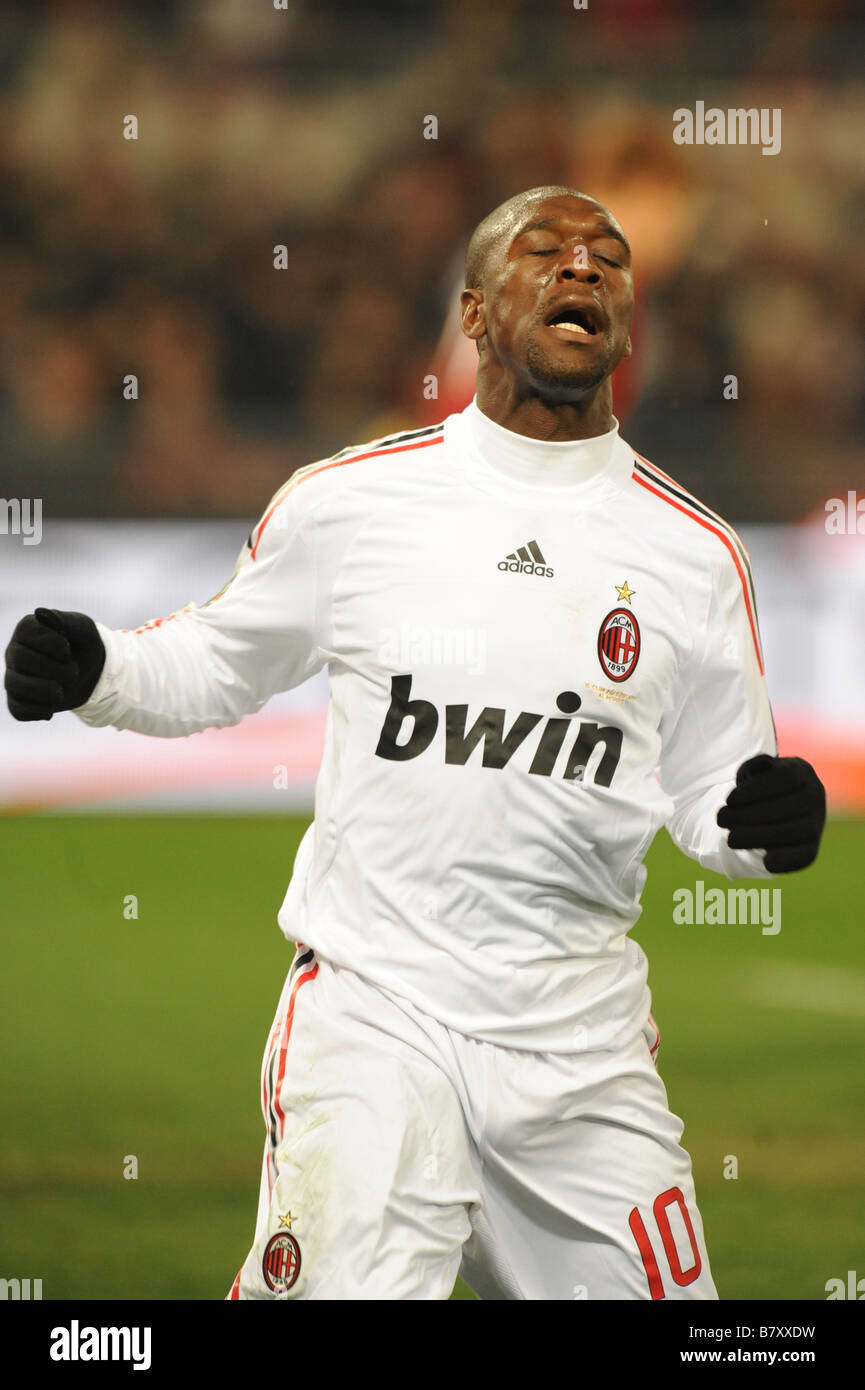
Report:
0,0,863,523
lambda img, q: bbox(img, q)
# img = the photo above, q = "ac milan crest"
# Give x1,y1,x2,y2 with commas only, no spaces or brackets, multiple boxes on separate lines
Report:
262,1232,301,1293
597,608,641,682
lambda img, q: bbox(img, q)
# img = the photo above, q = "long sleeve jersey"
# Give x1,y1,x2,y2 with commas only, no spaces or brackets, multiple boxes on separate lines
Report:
75,399,777,1051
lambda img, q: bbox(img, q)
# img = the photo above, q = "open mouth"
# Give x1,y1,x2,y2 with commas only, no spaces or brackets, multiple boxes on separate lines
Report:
545,305,600,337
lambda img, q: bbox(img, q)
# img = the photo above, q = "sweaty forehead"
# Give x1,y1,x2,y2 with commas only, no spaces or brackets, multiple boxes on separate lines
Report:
509,196,621,245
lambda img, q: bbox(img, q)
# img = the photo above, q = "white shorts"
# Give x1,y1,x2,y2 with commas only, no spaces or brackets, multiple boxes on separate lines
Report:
227,946,717,1301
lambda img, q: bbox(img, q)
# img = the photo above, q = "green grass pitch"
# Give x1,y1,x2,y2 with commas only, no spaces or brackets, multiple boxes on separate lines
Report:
1,814,862,1300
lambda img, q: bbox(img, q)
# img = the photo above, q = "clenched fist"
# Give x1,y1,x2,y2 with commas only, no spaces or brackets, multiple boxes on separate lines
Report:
4,608,105,721
717,753,826,873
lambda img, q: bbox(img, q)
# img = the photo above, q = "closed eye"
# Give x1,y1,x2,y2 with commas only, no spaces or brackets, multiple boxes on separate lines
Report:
529,249,622,266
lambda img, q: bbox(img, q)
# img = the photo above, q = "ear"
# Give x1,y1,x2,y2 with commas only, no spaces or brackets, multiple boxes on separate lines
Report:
623,334,632,359
460,288,486,343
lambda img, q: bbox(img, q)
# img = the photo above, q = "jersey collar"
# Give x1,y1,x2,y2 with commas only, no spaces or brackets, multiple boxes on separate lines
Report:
461,396,631,499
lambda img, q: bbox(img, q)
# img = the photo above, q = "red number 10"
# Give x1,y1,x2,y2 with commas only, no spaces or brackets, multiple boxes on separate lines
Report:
628,1187,702,1300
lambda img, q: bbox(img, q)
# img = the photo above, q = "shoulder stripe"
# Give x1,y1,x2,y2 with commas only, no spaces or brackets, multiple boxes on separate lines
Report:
633,454,762,663
632,450,758,606
289,422,446,484
631,467,764,675
354,421,446,451
631,449,763,659
254,423,446,529
250,428,445,559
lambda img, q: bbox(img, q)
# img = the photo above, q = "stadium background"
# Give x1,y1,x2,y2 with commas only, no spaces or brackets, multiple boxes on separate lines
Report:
1,0,863,1300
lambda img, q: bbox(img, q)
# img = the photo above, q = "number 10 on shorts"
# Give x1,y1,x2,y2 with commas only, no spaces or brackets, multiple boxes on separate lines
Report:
629,1187,703,1299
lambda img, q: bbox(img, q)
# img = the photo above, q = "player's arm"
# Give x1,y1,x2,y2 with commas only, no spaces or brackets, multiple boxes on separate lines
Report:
4,485,325,737
658,545,824,878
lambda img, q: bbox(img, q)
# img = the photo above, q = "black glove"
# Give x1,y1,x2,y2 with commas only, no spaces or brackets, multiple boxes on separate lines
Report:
4,608,106,722
717,753,826,873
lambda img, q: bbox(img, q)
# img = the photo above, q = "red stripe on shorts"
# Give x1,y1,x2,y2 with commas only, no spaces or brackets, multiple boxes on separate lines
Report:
272,962,320,1133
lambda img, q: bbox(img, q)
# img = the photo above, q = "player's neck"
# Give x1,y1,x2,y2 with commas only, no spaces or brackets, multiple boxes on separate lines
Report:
474,379,614,442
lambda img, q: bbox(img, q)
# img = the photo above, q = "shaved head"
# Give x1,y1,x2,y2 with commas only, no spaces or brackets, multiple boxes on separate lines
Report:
465,185,611,290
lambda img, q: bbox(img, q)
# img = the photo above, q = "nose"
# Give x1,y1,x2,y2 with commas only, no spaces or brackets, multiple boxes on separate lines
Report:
557,243,601,284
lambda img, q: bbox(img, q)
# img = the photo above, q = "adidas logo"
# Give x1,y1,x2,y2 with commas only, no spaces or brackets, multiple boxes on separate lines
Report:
497,540,554,578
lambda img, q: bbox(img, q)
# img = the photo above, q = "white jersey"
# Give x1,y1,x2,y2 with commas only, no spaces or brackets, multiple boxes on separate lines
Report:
76,399,777,1052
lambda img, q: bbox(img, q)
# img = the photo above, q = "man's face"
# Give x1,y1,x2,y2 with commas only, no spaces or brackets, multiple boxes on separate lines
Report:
462,195,634,400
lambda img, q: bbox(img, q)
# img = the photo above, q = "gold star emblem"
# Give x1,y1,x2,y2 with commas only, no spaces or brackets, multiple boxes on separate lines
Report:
615,580,636,604
278,1211,294,1230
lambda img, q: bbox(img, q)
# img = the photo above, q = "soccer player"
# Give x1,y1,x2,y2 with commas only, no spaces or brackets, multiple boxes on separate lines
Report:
5,186,826,1300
